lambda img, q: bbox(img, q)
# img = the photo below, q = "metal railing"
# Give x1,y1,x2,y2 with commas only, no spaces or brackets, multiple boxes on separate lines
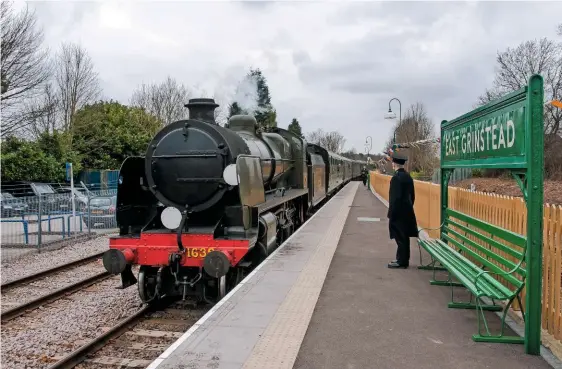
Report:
1,189,118,262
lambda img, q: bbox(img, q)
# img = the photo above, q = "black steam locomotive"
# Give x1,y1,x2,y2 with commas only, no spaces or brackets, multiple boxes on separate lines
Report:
102,98,366,303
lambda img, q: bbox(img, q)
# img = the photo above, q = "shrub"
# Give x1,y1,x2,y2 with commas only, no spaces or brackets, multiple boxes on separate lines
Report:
410,171,422,180
472,169,483,177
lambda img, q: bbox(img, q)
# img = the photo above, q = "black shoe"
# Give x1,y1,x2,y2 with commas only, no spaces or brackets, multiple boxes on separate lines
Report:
388,261,408,269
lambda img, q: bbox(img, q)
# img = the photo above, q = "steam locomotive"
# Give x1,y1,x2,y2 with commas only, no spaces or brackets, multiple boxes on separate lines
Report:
102,98,366,304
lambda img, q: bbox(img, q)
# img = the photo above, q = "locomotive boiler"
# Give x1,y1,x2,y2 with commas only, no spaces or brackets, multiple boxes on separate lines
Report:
102,98,365,304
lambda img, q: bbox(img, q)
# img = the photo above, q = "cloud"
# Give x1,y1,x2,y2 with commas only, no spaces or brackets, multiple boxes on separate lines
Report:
28,0,562,155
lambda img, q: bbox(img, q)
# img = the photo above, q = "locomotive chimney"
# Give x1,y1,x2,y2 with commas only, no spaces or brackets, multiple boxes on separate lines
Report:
185,98,219,125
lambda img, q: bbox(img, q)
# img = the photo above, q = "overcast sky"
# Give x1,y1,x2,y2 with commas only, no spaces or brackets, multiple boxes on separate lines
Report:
23,0,562,154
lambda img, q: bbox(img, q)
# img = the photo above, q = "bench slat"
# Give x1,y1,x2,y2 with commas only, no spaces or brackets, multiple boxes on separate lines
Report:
445,218,525,261
427,244,502,297
418,239,511,297
442,233,524,290
444,224,526,277
436,256,499,297
446,208,526,248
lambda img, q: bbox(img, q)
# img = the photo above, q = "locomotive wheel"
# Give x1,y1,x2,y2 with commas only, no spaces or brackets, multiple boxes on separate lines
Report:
228,267,244,289
284,226,292,240
217,268,245,300
218,276,226,299
138,266,158,303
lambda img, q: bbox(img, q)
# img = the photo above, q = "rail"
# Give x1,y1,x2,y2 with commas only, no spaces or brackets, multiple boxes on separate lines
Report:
1,252,105,289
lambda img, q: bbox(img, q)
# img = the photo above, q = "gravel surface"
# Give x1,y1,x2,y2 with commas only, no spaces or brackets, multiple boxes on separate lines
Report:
1,260,106,310
0,274,143,369
1,236,113,285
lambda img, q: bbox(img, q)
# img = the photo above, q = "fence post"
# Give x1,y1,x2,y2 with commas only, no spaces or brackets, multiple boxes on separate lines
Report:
23,220,29,245
37,195,42,248
87,196,92,234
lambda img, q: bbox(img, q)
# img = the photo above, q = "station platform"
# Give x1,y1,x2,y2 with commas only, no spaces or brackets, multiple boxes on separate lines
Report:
147,181,557,369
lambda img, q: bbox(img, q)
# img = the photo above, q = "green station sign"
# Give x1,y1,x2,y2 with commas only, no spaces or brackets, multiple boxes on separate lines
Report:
441,90,528,169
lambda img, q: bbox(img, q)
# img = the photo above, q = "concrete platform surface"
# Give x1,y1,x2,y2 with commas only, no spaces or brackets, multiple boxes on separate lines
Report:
293,184,552,369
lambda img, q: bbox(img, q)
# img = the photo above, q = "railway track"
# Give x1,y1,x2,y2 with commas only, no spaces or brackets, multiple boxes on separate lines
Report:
1,252,108,322
1,272,111,322
1,252,105,290
48,299,208,369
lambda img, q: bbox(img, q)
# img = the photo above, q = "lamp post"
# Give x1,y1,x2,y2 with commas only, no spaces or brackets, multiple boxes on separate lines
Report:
384,97,402,145
365,136,372,155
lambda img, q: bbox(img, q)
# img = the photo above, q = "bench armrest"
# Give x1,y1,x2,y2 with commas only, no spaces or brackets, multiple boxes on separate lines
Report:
474,257,525,297
418,222,445,238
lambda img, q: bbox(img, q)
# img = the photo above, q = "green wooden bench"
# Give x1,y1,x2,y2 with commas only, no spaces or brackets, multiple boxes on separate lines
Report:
415,74,544,355
418,207,527,344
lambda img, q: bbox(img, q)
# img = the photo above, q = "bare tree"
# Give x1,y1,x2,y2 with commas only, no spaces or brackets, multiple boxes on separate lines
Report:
130,76,191,125
384,102,438,174
55,42,101,133
477,36,562,178
558,23,562,36
25,82,59,137
306,129,346,153
477,37,562,137
1,1,50,137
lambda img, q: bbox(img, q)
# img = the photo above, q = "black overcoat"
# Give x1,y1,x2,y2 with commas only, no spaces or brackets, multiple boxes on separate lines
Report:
387,168,418,239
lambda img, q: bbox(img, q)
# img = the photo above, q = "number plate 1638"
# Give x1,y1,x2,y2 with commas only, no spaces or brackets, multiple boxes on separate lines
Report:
185,248,215,258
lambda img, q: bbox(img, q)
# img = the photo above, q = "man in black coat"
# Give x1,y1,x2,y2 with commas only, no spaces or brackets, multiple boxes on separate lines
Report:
387,152,418,268
361,166,368,186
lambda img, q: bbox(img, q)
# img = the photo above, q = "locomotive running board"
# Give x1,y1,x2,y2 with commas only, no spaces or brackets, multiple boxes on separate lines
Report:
258,188,309,213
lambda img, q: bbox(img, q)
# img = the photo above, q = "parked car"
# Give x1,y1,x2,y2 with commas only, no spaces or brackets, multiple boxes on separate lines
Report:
55,186,89,212
83,196,117,228
2,181,50,198
0,192,29,218
1,181,63,214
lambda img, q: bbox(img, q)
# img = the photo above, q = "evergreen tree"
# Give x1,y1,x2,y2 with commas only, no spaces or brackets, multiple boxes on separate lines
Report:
227,102,243,117
225,102,245,128
248,68,277,129
227,68,278,130
288,118,304,138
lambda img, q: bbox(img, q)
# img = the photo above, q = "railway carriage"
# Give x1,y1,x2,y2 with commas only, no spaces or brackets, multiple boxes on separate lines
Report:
102,98,366,304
